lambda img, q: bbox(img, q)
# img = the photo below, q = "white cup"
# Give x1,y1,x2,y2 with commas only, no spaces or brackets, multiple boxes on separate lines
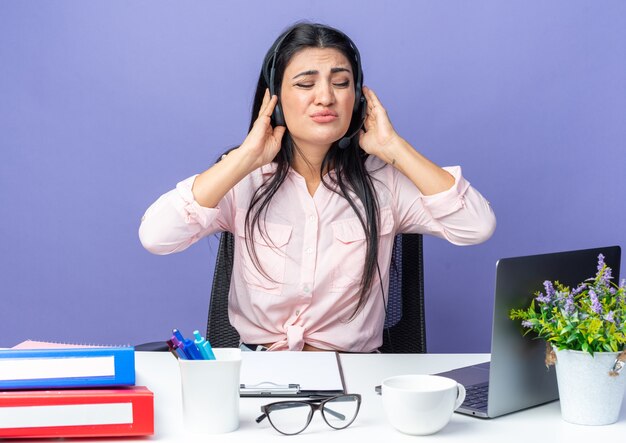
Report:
178,348,242,434
381,374,466,435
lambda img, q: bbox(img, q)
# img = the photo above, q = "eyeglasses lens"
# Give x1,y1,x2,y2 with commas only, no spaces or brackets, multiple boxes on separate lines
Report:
322,395,360,429
266,401,313,435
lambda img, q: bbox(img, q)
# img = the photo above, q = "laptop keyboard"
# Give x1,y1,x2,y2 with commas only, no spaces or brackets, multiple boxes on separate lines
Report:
461,382,489,411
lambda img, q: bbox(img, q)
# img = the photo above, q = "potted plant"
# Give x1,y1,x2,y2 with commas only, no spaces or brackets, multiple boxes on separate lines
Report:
510,253,626,425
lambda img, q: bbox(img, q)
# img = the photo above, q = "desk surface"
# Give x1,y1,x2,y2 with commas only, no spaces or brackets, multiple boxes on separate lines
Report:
55,352,626,442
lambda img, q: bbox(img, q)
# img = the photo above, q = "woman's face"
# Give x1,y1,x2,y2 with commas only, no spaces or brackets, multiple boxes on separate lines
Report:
280,47,356,150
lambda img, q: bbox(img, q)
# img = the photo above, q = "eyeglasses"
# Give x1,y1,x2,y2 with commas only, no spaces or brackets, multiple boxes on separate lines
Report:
256,394,362,435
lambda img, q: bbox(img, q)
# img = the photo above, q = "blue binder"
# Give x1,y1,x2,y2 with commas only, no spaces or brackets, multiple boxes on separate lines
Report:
0,347,135,389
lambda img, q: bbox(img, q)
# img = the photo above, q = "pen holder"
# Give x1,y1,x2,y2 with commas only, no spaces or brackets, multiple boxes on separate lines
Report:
178,348,242,434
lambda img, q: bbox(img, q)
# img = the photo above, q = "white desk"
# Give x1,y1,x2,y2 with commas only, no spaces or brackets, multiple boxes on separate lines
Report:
126,352,626,442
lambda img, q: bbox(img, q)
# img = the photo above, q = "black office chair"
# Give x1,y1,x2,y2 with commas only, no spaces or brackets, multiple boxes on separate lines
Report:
205,231,239,348
206,232,426,353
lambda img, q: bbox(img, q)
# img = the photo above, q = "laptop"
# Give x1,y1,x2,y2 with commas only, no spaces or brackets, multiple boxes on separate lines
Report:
436,245,621,418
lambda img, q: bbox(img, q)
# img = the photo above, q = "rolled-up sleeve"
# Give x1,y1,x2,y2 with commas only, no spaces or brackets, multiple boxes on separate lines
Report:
395,166,496,245
138,175,232,255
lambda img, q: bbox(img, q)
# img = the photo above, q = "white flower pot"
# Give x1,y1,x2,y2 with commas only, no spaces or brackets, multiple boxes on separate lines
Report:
553,348,626,425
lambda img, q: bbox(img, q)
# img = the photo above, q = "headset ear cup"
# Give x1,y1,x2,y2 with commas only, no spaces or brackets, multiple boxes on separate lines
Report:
273,103,285,127
354,89,362,114
359,95,367,121
352,94,366,136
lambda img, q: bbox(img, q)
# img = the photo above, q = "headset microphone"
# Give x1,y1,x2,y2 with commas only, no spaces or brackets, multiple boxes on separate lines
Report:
338,117,365,149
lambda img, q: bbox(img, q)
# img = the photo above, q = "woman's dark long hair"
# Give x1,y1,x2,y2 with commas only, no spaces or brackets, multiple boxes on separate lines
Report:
245,22,381,321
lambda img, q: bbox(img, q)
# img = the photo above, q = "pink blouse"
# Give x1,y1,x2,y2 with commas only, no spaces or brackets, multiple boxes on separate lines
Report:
139,156,496,352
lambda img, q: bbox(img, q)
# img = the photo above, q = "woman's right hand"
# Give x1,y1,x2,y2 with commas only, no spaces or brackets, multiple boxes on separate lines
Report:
190,90,286,208
239,89,286,170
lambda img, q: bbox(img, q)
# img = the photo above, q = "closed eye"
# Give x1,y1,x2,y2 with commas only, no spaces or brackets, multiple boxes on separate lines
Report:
295,81,351,89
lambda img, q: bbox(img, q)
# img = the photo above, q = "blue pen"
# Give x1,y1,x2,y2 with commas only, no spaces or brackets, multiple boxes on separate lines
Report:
166,339,185,360
183,338,204,360
172,329,198,359
172,329,186,344
193,330,216,360
171,336,192,360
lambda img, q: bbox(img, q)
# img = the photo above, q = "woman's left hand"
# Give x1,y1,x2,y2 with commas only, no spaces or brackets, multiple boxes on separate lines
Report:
358,86,401,162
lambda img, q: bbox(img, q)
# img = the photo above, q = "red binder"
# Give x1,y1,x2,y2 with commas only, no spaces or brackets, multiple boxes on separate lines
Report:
0,386,154,438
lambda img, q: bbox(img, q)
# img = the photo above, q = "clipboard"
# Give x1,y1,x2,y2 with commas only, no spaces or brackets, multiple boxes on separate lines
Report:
239,351,346,397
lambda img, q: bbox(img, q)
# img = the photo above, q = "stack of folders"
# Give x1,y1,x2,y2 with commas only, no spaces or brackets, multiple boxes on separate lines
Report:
0,341,154,439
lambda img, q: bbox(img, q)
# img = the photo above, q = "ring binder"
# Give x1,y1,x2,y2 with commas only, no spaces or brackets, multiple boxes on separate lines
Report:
0,347,135,390
0,386,154,438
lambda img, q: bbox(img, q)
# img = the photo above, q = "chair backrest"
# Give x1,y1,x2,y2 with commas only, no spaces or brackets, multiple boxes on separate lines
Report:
206,231,239,348
381,233,426,353
206,232,426,353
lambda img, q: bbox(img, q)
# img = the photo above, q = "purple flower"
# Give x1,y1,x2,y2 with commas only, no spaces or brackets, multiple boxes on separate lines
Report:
596,253,613,286
522,320,533,328
544,280,555,299
572,283,586,296
620,279,625,290
602,268,613,286
563,293,575,315
589,288,602,314
536,292,551,304
605,311,615,323
536,280,556,305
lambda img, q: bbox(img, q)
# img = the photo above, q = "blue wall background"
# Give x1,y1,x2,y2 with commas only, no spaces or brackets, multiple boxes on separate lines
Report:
1,1,624,351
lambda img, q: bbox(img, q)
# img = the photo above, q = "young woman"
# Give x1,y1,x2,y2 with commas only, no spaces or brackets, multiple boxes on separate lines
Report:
139,22,496,352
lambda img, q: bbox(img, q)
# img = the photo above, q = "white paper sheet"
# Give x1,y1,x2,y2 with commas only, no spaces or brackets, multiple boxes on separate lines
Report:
240,351,344,394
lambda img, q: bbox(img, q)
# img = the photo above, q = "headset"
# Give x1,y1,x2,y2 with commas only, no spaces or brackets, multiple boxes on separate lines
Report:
262,26,367,149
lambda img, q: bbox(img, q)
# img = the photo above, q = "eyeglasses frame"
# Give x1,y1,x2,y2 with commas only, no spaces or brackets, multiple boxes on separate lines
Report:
256,393,362,435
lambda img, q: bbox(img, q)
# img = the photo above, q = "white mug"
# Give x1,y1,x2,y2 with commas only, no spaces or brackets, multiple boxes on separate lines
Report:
178,348,242,434
381,374,466,435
